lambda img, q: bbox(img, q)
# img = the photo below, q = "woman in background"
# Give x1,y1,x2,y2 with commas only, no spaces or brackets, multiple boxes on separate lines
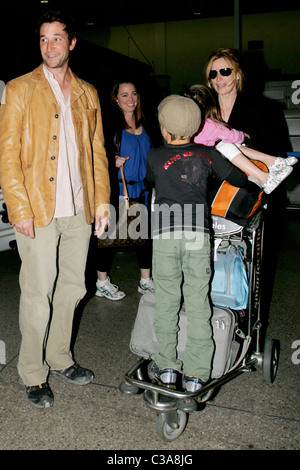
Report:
95,79,156,300
205,48,291,155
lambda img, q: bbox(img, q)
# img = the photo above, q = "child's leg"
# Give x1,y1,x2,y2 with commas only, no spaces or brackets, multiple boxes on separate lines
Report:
216,141,268,185
239,146,276,167
231,149,295,190
181,232,214,382
152,233,183,372
239,145,298,170
231,153,268,185
216,142,293,193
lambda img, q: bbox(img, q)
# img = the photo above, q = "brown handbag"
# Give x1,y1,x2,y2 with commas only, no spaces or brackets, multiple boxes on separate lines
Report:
97,166,146,248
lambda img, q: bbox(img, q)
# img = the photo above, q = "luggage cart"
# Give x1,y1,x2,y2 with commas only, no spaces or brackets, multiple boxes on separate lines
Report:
119,210,279,441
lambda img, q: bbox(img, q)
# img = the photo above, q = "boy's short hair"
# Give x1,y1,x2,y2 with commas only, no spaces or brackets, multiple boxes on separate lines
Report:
158,94,201,139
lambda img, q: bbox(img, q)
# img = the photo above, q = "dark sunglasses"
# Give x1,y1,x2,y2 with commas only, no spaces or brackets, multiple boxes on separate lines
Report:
209,68,233,79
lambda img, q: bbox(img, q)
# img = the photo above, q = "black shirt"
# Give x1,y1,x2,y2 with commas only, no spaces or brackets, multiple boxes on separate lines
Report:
227,93,292,155
146,142,247,235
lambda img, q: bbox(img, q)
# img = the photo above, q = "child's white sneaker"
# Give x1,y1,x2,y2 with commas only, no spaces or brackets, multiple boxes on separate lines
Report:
268,156,298,172
263,166,293,194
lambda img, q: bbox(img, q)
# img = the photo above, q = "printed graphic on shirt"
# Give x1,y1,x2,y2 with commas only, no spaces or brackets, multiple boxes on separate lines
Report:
163,149,213,171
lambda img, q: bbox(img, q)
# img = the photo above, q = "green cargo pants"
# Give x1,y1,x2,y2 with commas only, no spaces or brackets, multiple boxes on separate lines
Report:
152,231,214,381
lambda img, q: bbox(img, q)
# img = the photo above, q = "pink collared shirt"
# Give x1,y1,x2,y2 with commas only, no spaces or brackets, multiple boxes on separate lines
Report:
43,64,83,218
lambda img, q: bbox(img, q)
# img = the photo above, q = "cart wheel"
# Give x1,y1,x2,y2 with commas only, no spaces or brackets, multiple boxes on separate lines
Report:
263,339,279,384
119,380,140,395
156,410,187,442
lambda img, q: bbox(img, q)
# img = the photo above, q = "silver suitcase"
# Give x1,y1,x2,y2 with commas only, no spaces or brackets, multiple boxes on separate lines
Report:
130,293,240,379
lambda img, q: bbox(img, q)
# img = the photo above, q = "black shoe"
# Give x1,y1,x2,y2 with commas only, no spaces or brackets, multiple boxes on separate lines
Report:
50,363,94,385
25,382,54,409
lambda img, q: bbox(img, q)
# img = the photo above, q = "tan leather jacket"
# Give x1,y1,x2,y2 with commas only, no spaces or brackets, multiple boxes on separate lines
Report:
0,64,110,227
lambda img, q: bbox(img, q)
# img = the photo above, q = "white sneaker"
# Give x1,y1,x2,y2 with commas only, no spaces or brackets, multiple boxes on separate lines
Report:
95,277,126,300
286,156,298,166
262,166,293,194
183,375,204,392
138,278,155,294
268,156,298,172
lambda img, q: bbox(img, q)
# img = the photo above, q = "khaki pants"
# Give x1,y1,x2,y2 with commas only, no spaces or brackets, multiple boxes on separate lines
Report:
152,231,214,382
15,212,91,386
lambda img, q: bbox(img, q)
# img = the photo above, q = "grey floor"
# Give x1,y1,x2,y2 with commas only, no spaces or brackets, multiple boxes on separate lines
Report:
0,208,299,451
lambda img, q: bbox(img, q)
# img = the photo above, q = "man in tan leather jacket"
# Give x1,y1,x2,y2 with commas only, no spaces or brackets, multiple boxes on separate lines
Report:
0,10,110,409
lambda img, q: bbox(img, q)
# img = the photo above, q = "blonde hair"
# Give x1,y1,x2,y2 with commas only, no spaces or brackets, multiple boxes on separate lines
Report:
205,48,245,93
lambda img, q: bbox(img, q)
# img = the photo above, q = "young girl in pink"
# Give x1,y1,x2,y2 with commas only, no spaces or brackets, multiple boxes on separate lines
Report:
186,84,297,194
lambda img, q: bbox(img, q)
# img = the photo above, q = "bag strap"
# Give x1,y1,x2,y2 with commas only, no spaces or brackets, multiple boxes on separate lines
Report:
120,166,130,210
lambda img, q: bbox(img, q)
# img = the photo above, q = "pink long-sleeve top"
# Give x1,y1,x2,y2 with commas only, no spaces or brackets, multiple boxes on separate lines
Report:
194,118,245,147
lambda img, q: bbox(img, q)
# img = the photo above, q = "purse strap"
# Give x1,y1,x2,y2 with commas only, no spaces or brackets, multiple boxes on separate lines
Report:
120,166,130,210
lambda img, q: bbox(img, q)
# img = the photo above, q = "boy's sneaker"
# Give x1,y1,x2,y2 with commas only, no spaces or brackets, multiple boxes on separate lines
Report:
25,382,54,409
95,277,126,300
183,375,205,392
138,278,155,294
149,361,177,389
268,156,298,172
262,166,293,194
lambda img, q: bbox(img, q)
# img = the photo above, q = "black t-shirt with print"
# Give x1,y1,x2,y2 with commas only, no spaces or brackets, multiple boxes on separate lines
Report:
146,142,247,235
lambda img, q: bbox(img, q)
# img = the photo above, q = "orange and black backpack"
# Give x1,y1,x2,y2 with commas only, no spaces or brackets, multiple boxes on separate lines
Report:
210,161,268,226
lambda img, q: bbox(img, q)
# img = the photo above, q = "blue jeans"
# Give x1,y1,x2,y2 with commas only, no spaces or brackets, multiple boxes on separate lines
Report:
152,231,214,381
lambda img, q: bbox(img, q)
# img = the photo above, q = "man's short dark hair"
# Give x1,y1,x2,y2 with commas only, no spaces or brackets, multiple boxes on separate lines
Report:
35,9,77,42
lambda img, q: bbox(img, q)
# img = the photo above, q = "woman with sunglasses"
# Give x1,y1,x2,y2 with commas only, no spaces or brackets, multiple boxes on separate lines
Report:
205,48,294,330
203,48,297,192
205,48,292,157
186,84,296,194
